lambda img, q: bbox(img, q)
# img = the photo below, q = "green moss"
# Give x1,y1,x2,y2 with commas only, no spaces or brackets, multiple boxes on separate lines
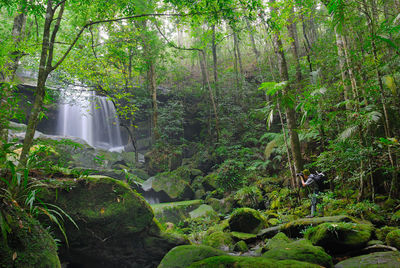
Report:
228,208,267,234
151,200,203,224
305,222,373,253
376,226,397,241
335,251,400,268
386,229,400,249
263,239,333,267
231,231,257,241
189,255,320,267
148,172,194,200
189,204,219,220
280,215,356,237
234,241,249,252
206,197,233,215
264,232,291,250
0,208,61,268
158,245,227,268
202,231,234,250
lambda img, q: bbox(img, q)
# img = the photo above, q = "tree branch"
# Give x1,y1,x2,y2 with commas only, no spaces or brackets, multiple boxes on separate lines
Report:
52,12,197,71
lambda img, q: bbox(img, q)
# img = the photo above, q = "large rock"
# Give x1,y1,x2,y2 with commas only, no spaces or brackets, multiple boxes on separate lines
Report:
40,176,186,267
158,245,227,268
202,231,234,251
151,200,203,224
376,226,397,241
262,239,333,267
189,255,321,267
228,208,267,234
0,207,61,268
335,251,400,268
144,147,182,175
305,222,373,253
143,172,194,201
257,215,358,239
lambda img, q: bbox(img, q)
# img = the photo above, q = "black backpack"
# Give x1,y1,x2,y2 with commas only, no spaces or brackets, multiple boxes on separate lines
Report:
310,172,326,189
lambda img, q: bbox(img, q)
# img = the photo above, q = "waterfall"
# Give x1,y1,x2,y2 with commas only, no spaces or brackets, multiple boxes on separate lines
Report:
57,86,124,151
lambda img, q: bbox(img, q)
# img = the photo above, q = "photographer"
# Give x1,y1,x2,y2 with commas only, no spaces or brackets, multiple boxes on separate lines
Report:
297,169,324,218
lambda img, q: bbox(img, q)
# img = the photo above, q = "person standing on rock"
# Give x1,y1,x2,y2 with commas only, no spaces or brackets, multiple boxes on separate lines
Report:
298,169,325,217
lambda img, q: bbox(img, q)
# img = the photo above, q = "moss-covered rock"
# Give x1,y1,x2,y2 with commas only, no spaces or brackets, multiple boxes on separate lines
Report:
262,239,333,267
206,197,233,215
279,215,357,238
0,207,60,268
386,229,400,249
189,255,320,267
151,200,203,224
202,231,234,250
376,226,397,241
143,172,194,201
228,208,267,234
189,204,219,220
231,232,257,242
158,245,226,268
335,251,400,268
234,241,249,252
40,176,187,267
264,232,291,251
305,222,373,253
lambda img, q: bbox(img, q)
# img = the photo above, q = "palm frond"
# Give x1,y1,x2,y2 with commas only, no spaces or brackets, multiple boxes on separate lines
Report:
338,125,359,141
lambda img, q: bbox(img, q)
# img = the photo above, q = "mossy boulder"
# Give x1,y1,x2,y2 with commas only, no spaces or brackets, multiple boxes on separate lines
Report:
335,251,400,268
278,215,357,238
228,208,267,234
264,232,291,251
0,207,60,268
207,197,233,215
151,200,203,224
262,239,333,267
202,231,234,250
189,204,219,220
158,245,227,268
143,172,194,201
40,176,187,267
189,255,320,267
386,229,400,249
376,226,397,241
305,222,373,253
231,232,257,243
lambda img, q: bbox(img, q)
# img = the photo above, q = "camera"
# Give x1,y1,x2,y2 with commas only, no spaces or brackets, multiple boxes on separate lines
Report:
296,172,303,177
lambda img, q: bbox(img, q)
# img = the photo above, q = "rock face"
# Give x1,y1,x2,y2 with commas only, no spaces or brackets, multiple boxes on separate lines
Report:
335,251,400,268
41,176,186,267
151,200,203,224
305,222,373,253
158,245,227,268
0,207,61,268
228,208,266,234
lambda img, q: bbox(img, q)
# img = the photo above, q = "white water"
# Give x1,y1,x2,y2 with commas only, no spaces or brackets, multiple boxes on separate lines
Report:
57,87,123,151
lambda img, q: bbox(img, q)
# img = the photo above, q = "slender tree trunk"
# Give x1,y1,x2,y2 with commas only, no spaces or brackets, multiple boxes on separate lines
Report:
19,0,58,167
147,60,159,143
211,24,219,100
245,18,263,79
232,32,240,98
269,0,303,174
199,51,220,141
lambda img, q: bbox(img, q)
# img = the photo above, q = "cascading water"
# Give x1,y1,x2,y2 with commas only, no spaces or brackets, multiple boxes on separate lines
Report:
57,86,124,151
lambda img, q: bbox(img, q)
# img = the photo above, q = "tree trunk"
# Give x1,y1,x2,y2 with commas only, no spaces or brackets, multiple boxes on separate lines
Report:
269,0,303,174
211,24,219,100
287,9,302,84
245,18,263,79
199,51,220,142
335,28,352,110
